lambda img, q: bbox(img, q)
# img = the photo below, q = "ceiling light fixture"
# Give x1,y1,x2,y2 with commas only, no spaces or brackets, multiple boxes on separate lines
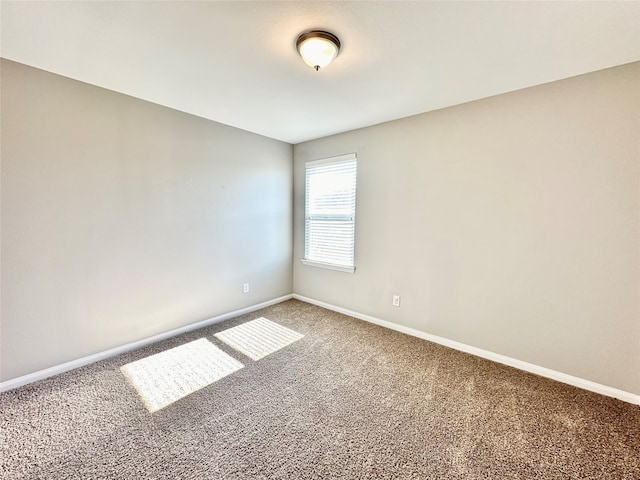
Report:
296,30,341,71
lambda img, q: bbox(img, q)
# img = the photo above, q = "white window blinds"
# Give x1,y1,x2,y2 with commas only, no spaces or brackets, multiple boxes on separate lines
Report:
303,153,357,273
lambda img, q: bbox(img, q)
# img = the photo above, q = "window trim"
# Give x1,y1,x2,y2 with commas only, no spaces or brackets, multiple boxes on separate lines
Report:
302,153,357,273
300,258,356,273
305,153,356,169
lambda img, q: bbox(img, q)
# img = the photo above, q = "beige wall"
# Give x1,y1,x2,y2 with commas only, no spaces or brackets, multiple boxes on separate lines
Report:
1,60,293,381
293,63,640,395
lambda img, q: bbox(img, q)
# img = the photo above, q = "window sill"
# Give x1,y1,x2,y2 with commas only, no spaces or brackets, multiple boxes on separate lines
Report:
301,259,356,273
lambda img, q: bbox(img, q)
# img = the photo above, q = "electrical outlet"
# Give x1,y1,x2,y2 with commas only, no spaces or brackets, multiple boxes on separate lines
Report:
243,283,250,293
392,294,400,307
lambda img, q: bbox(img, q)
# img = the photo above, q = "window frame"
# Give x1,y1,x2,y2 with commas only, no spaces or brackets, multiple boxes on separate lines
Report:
302,153,357,273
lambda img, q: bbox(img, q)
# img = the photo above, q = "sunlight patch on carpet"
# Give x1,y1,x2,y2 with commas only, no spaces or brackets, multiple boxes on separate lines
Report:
121,338,244,413
214,317,304,361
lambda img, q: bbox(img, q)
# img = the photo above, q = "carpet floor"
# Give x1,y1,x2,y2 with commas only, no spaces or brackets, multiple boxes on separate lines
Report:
1,299,639,479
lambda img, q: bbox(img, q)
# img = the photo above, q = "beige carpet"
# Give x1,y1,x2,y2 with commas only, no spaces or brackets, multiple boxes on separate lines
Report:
1,299,638,479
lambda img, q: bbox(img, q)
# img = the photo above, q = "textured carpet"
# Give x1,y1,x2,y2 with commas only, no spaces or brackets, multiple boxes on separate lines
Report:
1,299,639,479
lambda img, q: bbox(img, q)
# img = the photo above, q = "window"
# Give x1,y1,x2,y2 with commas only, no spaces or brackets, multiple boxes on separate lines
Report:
303,153,357,273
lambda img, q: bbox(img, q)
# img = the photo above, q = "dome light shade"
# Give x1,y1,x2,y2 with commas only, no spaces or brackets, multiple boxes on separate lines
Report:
296,30,341,71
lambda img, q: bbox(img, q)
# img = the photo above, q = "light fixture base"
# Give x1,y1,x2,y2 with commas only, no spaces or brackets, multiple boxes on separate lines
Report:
296,30,341,71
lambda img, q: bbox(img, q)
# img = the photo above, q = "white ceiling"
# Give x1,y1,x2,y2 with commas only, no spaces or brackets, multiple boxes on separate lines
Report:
1,1,639,144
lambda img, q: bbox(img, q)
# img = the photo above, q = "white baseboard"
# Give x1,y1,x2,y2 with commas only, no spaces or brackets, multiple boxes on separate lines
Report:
0,294,293,393
293,294,640,405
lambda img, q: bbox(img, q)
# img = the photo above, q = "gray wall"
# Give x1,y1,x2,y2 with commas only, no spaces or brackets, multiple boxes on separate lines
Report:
293,62,640,395
1,60,293,381
3,57,638,396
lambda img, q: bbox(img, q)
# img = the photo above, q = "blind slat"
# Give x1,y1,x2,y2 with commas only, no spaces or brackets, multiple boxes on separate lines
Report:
304,157,357,269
